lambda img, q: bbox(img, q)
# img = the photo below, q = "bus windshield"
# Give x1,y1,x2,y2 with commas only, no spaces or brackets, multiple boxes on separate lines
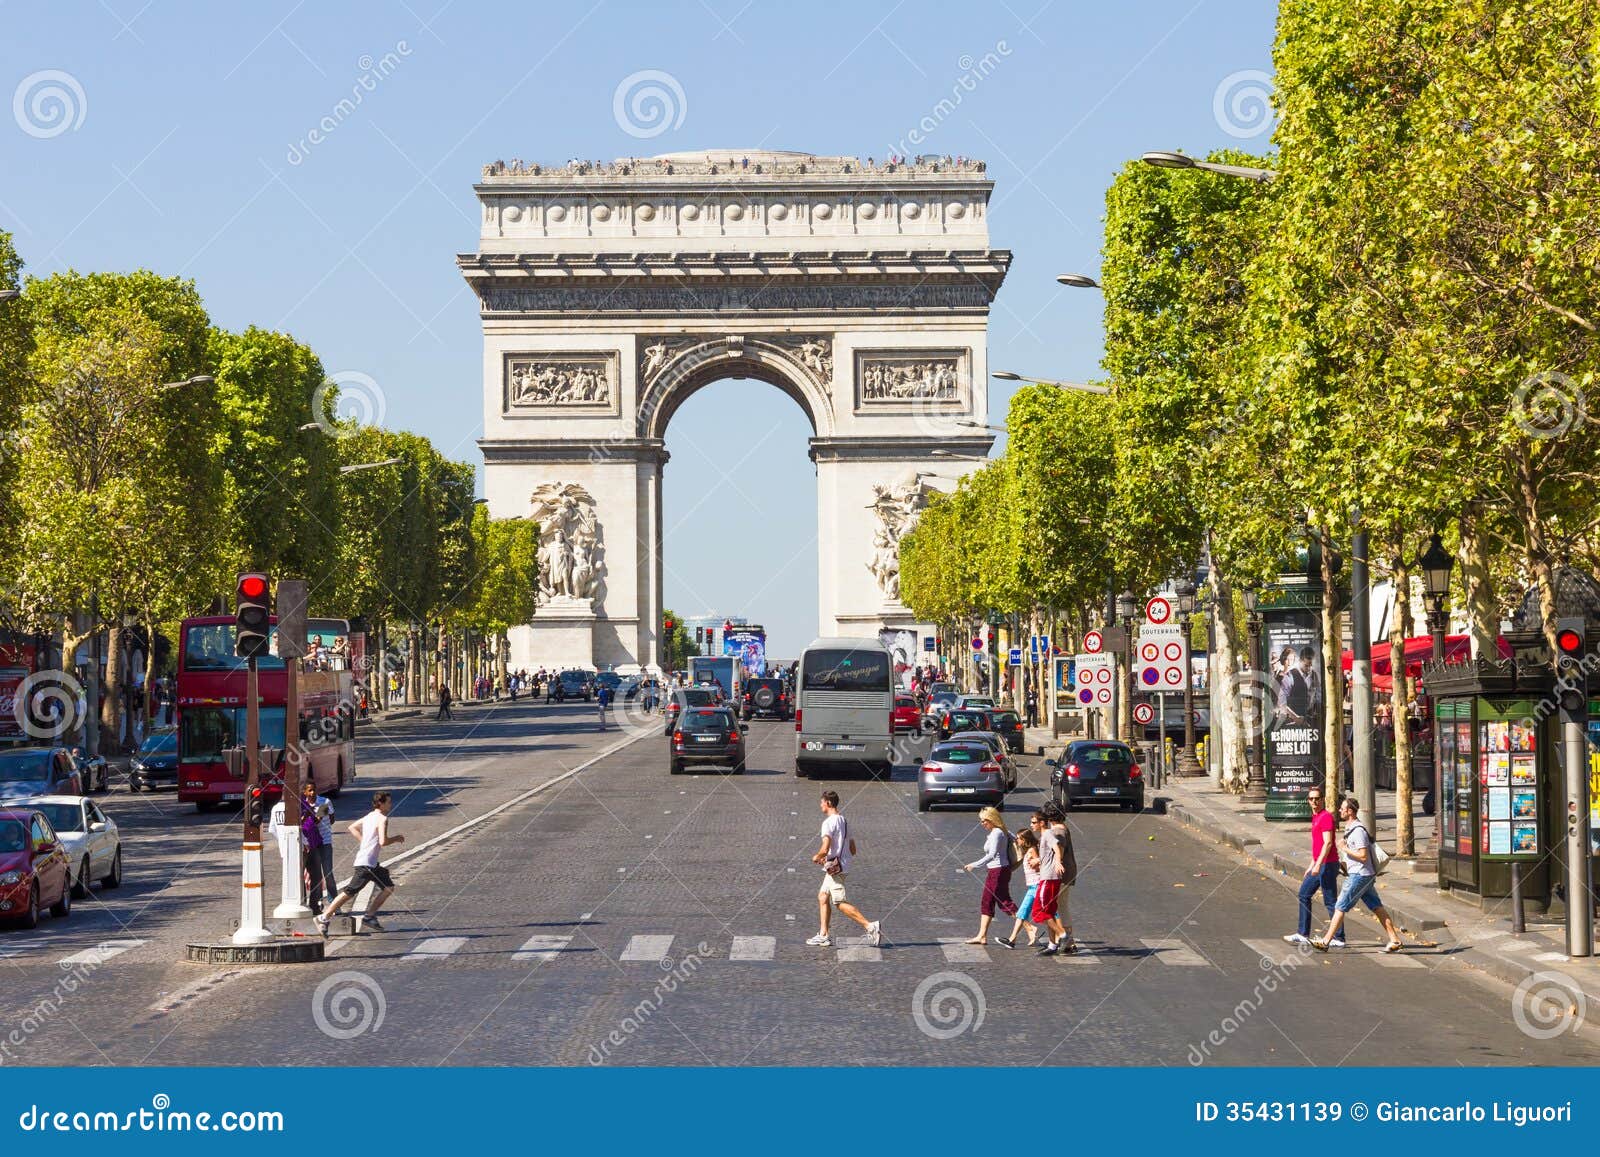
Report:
802,649,891,692
179,706,287,763
183,623,284,671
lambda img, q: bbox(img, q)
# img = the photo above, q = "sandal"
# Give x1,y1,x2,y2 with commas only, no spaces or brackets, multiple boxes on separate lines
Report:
964,937,986,946
1383,941,1403,953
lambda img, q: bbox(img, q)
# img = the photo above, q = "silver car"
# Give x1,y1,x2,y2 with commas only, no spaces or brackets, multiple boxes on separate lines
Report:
917,741,1007,812
22,795,122,896
946,730,1018,790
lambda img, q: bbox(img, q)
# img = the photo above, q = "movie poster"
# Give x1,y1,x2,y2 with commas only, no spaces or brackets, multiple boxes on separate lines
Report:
1264,610,1323,798
723,628,768,677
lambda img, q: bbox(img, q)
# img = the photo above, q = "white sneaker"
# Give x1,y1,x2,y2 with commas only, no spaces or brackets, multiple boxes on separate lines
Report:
866,920,882,947
805,933,832,947
1282,933,1310,945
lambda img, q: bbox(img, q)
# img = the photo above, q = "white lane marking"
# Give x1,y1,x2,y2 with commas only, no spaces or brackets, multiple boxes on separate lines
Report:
1243,939,1312,969
1139,937,1209,966
835,936,882,963
1535,951,1570,964
939,937,990,963
512,934,572,962
1367,949,1426,969
1497,938,1537,953
730,935,776,962
403,936,468,961
59,939,146,966
620,934,675,962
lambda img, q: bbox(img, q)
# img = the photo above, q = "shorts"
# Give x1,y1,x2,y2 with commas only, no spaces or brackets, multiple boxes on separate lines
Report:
819,871,848,906
1032,878,1061,923
340,863,394,897
1334,872,1376,913
1016,884,1037,923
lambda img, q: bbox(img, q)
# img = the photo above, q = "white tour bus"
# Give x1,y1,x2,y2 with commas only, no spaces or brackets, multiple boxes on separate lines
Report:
794,637,895,780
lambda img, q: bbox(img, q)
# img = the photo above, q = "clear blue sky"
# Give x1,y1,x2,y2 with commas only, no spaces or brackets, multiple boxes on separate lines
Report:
2,0,1277,656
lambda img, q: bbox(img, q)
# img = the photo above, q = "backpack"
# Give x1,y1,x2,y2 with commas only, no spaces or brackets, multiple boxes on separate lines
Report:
1057,826,1078,887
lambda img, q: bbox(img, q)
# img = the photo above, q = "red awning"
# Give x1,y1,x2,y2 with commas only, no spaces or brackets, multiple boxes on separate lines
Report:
1340,634,1514,692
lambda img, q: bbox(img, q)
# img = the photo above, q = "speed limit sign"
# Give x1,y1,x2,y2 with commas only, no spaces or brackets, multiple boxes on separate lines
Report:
1133,702,1155,725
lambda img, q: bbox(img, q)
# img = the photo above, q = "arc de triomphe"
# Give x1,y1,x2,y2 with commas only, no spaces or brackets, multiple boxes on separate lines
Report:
460,149,1010,672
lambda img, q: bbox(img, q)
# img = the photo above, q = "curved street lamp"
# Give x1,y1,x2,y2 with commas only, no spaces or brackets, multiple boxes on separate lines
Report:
1141,150,1279,183
991,371,1111,395
1055,273,1099,289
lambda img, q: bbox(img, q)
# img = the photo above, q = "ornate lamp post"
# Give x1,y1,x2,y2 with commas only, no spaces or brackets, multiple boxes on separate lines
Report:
1174,579,1202,776
1116,589,1138,744
1418,533,1453,662
1242,587,1267,803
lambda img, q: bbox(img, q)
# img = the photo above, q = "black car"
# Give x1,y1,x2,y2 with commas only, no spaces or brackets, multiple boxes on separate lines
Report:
938,708,991,741
129,728,178,792
670,707,748,774
739,677,790,721
1048,741,1143,812
557,670,593,701
70,749,110,793
664,687,722,735
0,746,83,801
987,709,1024,754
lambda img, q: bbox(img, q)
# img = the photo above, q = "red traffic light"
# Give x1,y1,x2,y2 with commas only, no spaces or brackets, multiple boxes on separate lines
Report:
1557,628,1583,655
664,618,675,630
238,574,268,599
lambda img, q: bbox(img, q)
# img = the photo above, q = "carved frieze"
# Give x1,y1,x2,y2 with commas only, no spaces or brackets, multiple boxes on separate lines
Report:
854,349,970,411
482,284,997,314
504,353,619,415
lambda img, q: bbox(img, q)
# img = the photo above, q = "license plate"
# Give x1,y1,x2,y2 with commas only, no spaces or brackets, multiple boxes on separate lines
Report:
1094,787,1119,795
222,794,243,802
694,734,721,743
828,743,864,752
949,787,977,794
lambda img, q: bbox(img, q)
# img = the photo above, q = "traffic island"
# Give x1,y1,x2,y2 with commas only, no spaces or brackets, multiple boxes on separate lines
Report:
185,938,326,965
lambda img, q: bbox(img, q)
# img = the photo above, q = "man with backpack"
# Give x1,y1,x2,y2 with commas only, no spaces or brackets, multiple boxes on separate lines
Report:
1031,804,1078,956
1311,797,1404,953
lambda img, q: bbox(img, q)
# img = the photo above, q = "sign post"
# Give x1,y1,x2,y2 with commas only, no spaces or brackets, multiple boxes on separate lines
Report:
272,580,312,922
232,655,272,946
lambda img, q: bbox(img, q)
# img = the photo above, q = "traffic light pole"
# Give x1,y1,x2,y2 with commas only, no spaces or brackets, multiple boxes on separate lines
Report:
232,656,272,946
1563,703,1592,957
272,654,311,920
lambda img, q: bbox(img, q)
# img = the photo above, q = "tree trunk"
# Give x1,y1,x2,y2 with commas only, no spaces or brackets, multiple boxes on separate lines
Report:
1321,535,1345,813
102,624,125,755
406,626,420,705
1458,506,1499,659
60,623,93,749
1208,563,1247,790
1391,552,1415,855
497,634,509,690
142,616,158,734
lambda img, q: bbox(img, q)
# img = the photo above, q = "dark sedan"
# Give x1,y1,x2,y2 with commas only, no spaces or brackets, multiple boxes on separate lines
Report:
129,727,178,792
0,747,83,801
669,707,748,774
987,708,1024,754
664,686,722,735
937,708,991,741
1048,741,1144,812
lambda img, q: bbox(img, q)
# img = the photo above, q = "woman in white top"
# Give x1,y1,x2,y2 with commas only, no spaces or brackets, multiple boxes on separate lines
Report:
960,806,1018,944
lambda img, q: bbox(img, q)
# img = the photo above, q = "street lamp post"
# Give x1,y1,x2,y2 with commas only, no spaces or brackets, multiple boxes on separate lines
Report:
1175,578,1202,776
1116,589,1138,745
1242,587,1268,803
991,371,1111,395
1418,532,1453,860
0,288,20,301
1141,151,1279,183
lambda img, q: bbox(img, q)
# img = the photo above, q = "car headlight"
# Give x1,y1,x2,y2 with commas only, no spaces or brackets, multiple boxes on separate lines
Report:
0,871,22,886
130,760,144,771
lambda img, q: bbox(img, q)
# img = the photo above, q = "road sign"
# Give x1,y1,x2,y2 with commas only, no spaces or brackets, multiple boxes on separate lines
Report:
922,636,936,652
1145,595,1173,625
971,636,983,650
1136,623,1188,689
1073,653,1116,707
1008,646,1022,666
1083,630,1104,654
1133,702,1155,725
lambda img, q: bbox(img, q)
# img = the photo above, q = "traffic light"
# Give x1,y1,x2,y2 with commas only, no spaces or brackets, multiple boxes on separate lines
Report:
663,617,675,632
243,784,264,826
235,572,272,658
1555,617,1587,713
696,627,705,646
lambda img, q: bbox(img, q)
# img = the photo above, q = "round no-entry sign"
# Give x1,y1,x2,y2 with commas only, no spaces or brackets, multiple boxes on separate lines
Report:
1133,702,1155,725
971,637,983,650
1145,596,1173,625
1083,630,1104,654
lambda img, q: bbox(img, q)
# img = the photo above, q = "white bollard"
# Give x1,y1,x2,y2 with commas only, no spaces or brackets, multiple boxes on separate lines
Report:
272,834,312,920
233,841,274,945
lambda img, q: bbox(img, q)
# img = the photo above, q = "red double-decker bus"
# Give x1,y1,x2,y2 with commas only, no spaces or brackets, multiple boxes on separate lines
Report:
175,615,358,812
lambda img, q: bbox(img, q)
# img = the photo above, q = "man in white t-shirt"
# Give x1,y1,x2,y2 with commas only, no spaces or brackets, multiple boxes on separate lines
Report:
315,791,403,935
806,790,882,948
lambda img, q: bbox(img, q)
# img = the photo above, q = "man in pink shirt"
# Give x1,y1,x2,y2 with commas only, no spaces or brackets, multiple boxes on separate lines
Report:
1284,787,1342,947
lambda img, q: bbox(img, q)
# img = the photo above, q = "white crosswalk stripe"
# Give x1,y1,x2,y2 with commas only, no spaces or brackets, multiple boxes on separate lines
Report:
1367,949,1426,968
512,934,572,962
730,935,776,961
1140,937,1210,966
402,936,467,961
58,940,145,967
1242,939,1311,969
939,938,990,963
620,934,675,962
835,935,881,962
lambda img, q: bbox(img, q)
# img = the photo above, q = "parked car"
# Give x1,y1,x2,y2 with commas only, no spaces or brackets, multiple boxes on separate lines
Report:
0,747,83,801
129,728,178,793
987,708,1025,754
22,796,121,897
0,806,73,927
740,677,792,721
945,730,1018,790
669,707,748,775
891,694,922,733
1048,741,1144,812
70,749,109,794
917,741,1006,812
937,708,991,742
664,686,723,735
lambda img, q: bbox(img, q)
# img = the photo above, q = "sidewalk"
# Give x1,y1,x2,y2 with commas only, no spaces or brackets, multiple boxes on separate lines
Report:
1026,726,1600,1008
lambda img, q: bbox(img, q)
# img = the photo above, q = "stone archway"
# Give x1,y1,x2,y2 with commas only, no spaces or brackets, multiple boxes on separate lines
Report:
461,149,1010,671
